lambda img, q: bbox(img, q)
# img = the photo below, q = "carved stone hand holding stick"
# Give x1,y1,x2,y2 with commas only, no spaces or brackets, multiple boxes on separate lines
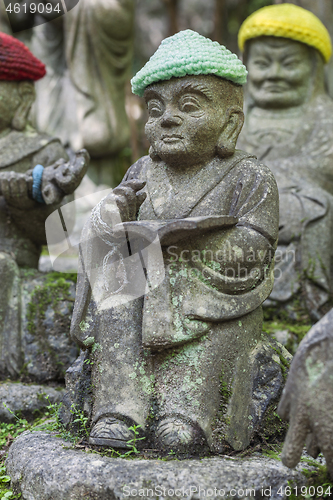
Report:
0,149,89,205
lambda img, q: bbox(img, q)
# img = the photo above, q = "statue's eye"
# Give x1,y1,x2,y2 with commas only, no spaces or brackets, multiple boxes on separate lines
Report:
253,59,269,69
179,95,201,113
283,59,300,69
147,99,164,117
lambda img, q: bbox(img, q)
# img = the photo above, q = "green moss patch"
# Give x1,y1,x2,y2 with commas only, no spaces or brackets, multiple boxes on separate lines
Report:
263,308,312,355
26,272,76,336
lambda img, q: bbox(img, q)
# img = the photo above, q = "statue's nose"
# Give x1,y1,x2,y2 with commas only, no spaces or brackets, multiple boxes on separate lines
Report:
265,61,284,79
160,109,182,127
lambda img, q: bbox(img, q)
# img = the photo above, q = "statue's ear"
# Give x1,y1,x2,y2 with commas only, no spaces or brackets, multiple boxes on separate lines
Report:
216,106,244,157
11,81,35,131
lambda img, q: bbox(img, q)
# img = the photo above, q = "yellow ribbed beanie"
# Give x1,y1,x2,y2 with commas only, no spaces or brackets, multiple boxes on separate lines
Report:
238,3,332,63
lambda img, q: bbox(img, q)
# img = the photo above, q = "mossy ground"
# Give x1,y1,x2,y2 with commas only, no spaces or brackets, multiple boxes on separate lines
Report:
263,306,312,356
19,271,78,383
290,457,333,500
26,271,77,337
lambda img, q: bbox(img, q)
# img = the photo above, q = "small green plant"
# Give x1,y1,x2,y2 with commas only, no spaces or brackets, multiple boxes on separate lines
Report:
125,424,145,455
82,339,102,366
0,462,21,500
43,397,63,429
69,404,89,439
0,466,10,486
0,461,22,500
99,424,145,459
84,358,94,366
1,405,31,446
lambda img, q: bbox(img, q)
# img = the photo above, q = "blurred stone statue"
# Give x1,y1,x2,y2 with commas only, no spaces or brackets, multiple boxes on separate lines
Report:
68,31,287,455
238,4,333,321
278,308,333,477
0,33,88,379
1,0,135,187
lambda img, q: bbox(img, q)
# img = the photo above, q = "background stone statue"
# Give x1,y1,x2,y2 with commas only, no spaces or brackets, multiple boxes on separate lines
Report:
67,30,288,455
0,33,87,381
1,0,135,187
276,0,333,100
238,4,333,321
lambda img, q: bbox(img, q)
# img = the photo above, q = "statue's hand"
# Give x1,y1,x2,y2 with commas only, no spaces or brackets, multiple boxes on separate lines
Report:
0,172,36,210
101,179,146,224
41,150,90,205
278,331,333,476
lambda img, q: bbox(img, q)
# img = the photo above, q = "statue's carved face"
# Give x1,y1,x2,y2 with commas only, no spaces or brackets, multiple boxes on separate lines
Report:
144,75,229,168
246,37,313,109
0,81,20,132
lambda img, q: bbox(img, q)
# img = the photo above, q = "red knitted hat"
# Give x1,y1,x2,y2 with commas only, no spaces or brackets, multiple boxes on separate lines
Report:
0,32,46,81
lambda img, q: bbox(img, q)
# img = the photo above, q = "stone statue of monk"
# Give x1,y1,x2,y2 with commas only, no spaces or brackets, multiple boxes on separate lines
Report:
238,4,333,321
69,31,286,454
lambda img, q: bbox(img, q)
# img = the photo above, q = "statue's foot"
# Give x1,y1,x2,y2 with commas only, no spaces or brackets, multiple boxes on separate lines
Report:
155,416,207,453
89,417,134,448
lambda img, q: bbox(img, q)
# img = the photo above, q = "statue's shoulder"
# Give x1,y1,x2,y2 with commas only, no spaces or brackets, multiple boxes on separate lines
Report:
122,155,151,182
231,149,278,186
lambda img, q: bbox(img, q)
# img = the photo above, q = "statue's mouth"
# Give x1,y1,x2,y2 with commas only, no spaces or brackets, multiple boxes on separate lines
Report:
262,83,289,93
161,134,183,142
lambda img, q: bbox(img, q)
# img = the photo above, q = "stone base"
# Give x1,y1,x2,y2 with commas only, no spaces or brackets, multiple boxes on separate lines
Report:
6,432,312,500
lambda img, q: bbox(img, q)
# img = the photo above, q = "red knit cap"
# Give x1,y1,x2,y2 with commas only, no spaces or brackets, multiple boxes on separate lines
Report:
0,32,46,81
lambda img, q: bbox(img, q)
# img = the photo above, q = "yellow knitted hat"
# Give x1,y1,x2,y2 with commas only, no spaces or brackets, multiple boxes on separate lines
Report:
238,3,332,63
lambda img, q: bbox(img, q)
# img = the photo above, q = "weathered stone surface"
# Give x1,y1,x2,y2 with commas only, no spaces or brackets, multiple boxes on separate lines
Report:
0,382,65,422
0,268,79,383
18,270,79,384
6,431,309,500
60,340,291,451
59,350,92,430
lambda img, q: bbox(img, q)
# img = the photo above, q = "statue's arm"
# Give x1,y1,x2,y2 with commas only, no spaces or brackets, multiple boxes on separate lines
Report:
3,142,89,246
193,161,279,295
92,157,147,240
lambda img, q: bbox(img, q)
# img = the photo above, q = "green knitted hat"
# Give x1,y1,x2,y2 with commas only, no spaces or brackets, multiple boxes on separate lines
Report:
131,30,248,97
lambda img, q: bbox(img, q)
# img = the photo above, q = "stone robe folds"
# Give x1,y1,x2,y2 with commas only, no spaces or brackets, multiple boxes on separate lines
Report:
71,151,281,451
30,0,134,187
65,0,134,157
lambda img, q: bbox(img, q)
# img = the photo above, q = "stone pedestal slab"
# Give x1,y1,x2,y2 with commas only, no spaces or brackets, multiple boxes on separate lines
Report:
6,431,310,500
